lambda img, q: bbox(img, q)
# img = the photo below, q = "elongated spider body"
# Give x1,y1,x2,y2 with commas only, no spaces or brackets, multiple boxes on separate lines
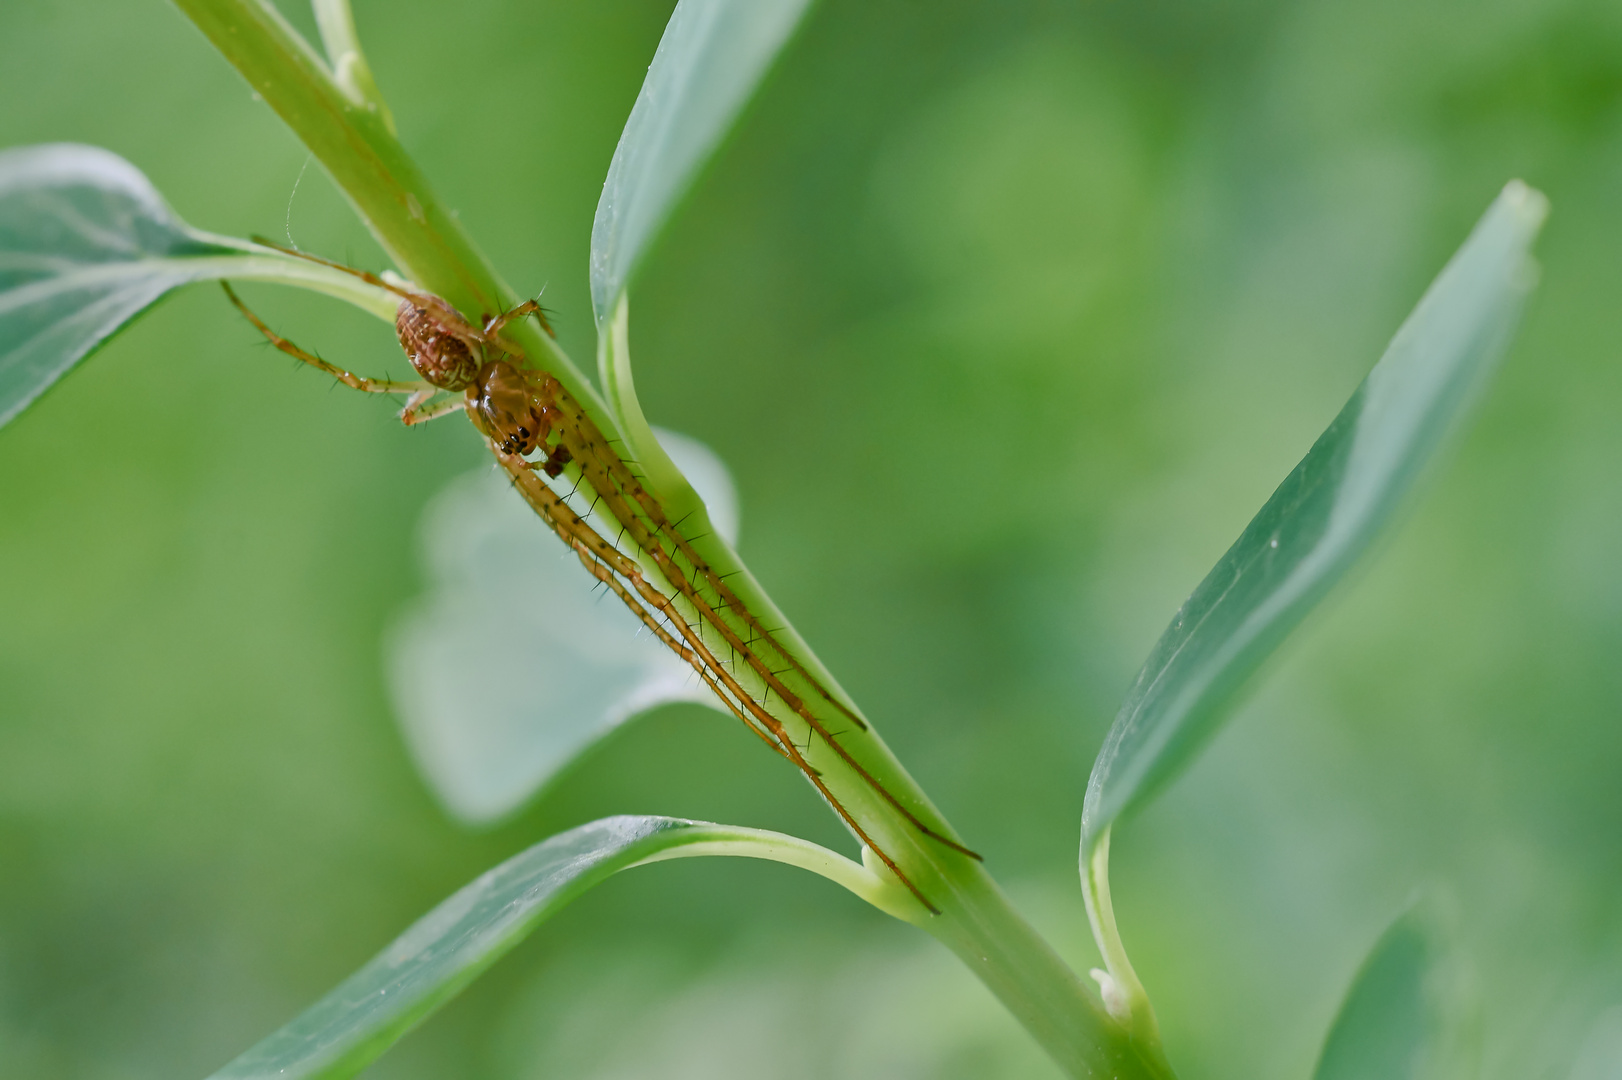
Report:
221,246,981,913
390,289,558,460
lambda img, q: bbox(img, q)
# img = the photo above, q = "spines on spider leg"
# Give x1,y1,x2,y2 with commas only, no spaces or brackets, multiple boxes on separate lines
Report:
401,393,468,426
495,450,935,909
561,538,791,760
497,452,821,770
493,454,790,759
556,425,982,861
539,382,980,860
222,282,429,396
547,381,878,737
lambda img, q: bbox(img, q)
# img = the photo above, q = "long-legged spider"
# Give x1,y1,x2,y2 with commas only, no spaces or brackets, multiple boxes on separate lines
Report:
221,250,981,912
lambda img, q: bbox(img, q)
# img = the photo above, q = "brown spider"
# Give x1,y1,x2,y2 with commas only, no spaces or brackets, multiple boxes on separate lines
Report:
222,244,571,476
220,247,982,913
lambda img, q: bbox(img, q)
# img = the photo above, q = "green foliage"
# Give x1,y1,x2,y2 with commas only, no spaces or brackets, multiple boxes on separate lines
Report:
593,0,815,544
1083,182,1547,851
210,817,918,1079
590,0,814,325
2,1,1619,1078
1080,183,1543,1061
1313,906,1456,1080
0,143,393,428
0,3,1133,1076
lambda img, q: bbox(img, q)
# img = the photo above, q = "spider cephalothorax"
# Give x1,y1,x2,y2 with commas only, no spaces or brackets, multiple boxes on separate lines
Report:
468,359,553,459
222,249,972,913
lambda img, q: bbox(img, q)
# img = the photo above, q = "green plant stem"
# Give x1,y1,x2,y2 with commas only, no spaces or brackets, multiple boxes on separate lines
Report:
173,3,1171,1075
309,0,394,131
1084,828,1171,1072
170,0,596,416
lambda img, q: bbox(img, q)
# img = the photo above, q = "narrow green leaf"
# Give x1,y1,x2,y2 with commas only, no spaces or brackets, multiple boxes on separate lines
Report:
589,0,814,326
0,143,397,430
1314,907,1450,1080
1082,181,1547,850
206,816,921,1080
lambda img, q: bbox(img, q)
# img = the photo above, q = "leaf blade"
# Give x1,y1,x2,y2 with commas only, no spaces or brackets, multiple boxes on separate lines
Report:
0,143,398,430
205,816,917,1080
1082,181,1547,849
589,0,814,325
1314,907,1451,1080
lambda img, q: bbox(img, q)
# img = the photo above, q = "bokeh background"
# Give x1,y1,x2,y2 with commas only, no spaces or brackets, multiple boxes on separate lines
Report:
3,0,1622,1077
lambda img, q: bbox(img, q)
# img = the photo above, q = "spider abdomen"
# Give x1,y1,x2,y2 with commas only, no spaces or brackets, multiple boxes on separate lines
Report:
396,298,481,390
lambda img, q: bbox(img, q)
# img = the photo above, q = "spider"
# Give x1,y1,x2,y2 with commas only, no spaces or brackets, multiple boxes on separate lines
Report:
220,248,981,911
222,243,573,477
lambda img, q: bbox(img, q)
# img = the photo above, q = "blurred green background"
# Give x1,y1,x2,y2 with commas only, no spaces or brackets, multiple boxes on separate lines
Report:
3,0,1622,1077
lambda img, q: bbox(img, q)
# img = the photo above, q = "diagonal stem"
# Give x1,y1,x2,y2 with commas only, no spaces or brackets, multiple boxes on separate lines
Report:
172,2,1175,1075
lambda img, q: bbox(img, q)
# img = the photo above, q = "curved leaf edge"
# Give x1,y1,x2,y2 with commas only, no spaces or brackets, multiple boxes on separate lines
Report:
207,815,923,1080
1313,899,1460,1080
1,143,400,432
1,248,401,432
1082,179,1548,852
1075,180,1544,1076
588,0,816,327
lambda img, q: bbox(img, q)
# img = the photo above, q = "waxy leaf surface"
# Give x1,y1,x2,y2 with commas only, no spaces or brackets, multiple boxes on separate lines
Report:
590,0,813,324
1083,182,1548,850
0,143,396,429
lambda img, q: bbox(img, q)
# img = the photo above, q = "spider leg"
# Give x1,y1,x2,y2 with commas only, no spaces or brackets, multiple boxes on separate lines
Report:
401,391,469,426
246,237,477,337
222,282,429,396
484,297,554,340
483,299,536,336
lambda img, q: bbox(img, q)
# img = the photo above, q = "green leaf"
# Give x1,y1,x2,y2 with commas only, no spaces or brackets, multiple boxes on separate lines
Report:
1082,181,1548,850
387,429,741,824
0,143,397,430
1313,907,1451,1080
206,816,922,1080
589,0,814,326
589,0,814,519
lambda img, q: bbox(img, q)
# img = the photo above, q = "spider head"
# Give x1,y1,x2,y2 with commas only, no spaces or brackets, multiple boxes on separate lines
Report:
471,360,550,458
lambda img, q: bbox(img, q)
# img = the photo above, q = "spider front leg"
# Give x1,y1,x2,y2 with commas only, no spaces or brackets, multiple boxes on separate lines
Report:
482,297,554,342
222,283,430,398
400,389,468,426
